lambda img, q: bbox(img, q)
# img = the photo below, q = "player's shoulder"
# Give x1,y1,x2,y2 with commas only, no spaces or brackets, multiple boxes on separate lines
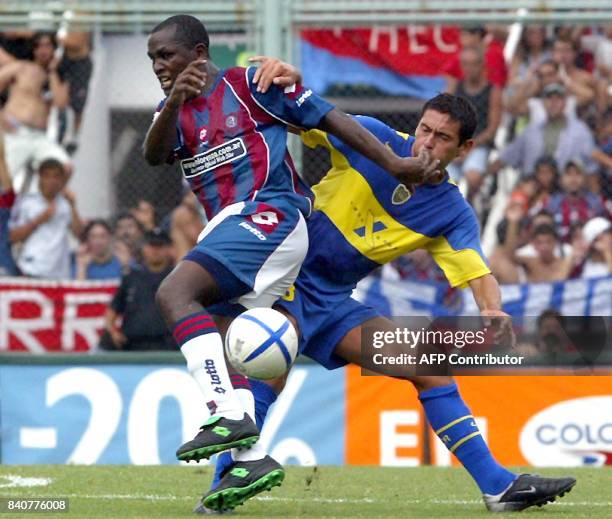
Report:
223,66,250,84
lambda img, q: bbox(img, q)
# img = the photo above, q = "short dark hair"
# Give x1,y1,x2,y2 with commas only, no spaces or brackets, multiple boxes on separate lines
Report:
533,223,558,240
420,93,478,144
82,219,112,242
151,14,209,49
32,32,57,50
38,158,64,175
114,211,145,233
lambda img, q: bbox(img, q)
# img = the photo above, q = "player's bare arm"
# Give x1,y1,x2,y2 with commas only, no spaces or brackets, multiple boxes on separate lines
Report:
468,274,515,347
143,58,208,165
251,56,442,185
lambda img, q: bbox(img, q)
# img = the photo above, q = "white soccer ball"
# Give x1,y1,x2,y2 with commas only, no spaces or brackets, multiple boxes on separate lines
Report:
225,308,298,380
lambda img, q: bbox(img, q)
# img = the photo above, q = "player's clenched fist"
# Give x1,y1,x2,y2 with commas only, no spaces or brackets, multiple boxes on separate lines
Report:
166,59,207,108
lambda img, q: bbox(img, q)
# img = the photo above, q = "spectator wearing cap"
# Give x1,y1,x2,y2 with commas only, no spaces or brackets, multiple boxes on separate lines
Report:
547,158,604,241
572,217,612,279
72,219,123,280
508,60,579,125
8,158,82,279
490,82,596,178
100,228,175,351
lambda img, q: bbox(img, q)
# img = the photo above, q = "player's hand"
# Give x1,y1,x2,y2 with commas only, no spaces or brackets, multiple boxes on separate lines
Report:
481,309,516,349
166,59,207,107
391,148,441,184
249,56,302,93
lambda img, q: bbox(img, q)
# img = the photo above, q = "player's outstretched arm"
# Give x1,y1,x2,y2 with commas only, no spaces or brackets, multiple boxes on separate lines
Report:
143,59,207,165
469,274,515,348
319,108,442,184
249,56,442,184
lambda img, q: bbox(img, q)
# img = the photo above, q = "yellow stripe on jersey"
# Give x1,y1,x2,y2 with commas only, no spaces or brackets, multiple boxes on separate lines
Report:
426,236,490,288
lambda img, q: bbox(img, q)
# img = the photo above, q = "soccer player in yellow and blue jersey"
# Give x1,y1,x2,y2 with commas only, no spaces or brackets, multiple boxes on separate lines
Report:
203,65,576,513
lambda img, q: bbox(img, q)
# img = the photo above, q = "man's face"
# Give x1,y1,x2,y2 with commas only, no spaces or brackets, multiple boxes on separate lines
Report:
87,225,113,258
553,41,575,68
142,243,171,269
460,48,484,82
33,36,55,67
543,93,566,119
537,63,559,87
561,165,585,194
413,110,472,168
116,217,142,244
147,26,199,95
533,233,557,262
38,167,65,198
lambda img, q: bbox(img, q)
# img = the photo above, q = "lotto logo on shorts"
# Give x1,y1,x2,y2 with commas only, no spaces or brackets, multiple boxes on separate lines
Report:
248,204,285,233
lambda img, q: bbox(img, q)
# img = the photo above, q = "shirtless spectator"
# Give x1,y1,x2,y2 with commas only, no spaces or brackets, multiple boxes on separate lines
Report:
8,158,82,279
508,223,573,283
552,36,597,110
0,32,70,192
447,46,502,198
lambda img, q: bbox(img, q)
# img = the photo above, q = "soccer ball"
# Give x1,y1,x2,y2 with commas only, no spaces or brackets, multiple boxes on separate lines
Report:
225,308,298,380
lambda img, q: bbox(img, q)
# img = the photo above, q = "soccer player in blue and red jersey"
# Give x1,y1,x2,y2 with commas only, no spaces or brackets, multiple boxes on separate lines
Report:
143,15,440,507
203,59,576,513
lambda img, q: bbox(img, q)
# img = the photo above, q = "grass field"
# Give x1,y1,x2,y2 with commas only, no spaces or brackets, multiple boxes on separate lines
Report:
0,465,609,517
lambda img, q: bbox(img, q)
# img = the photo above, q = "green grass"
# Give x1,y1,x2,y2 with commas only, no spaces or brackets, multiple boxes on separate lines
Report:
0,465,609,518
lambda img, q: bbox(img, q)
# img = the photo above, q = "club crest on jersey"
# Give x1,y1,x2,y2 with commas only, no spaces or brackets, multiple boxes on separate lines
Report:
391,183,412,205
225,115,238,128
248,203,285,233
199,127,208,142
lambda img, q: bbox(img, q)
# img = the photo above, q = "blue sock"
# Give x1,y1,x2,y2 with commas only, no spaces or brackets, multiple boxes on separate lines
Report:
210,379,278,490
249,378,278,429
419,382,516,495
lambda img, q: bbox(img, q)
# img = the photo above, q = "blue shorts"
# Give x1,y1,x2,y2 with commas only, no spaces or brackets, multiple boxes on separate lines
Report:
185,199,307,309
276,282,380,370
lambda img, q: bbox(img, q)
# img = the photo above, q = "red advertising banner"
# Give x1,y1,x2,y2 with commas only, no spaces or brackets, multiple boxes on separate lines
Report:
0,278,118,353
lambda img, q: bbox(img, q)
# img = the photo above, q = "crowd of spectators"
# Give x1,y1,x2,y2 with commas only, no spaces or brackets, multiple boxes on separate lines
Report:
0,24,609,350
392,24,611,285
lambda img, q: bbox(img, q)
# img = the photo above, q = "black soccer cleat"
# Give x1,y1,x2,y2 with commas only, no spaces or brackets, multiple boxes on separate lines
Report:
176,414,259,462
201,455,285,511
483,473,576,512
193,501,233,515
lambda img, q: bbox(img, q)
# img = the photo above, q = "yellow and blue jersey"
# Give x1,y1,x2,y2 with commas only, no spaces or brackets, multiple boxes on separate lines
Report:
298,115,490,296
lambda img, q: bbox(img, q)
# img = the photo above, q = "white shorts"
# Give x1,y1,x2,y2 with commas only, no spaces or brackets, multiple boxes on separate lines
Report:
3,125,71,193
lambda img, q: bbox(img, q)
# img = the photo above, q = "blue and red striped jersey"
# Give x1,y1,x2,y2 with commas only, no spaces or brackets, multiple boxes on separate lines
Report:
155,66,334,221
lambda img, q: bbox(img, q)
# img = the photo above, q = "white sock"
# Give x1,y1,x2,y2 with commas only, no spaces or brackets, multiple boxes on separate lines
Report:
232,386,267,462
181,333,243,420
